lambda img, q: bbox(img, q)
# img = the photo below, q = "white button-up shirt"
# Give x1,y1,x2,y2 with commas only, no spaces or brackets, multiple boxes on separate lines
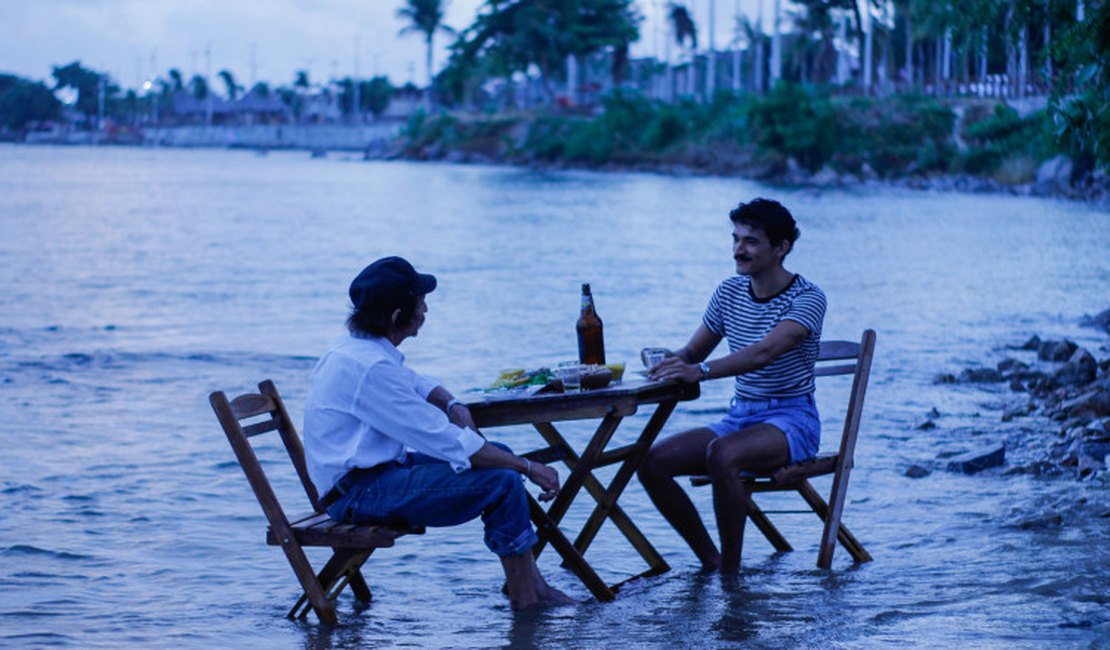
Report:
303,333,486,496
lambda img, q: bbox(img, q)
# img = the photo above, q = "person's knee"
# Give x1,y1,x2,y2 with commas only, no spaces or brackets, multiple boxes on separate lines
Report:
705,437,736,478
638,445,671,485
484,466,525,501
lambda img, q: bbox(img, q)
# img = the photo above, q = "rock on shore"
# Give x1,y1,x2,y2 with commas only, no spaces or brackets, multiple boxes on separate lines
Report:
931,310,1110,480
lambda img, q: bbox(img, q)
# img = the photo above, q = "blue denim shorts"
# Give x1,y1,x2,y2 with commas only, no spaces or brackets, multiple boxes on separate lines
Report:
707,393,820,464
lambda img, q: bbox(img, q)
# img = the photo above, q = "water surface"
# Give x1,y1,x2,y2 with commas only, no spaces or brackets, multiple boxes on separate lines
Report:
1,144,1108,648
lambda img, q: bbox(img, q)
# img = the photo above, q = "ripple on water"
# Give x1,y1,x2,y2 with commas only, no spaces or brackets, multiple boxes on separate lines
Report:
1,545,96,562
1,632,77,646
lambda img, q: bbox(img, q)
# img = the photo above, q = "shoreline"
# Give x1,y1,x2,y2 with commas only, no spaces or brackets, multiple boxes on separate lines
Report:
5,129,1109,207
369,146,1110,206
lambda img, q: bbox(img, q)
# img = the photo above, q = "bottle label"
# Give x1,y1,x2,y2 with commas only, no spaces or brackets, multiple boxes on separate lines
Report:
581,294,590,311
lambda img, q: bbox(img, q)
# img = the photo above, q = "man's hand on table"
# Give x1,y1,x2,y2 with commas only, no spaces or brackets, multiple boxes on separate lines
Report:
647,356,703,383
527,462,560,502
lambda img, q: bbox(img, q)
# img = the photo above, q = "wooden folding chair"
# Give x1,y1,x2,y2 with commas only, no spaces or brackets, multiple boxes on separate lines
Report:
692,329,876,569
210,379,419,625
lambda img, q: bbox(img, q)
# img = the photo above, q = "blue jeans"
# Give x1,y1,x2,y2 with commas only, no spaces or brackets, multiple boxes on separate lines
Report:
707,393,821,464
325,444,538,558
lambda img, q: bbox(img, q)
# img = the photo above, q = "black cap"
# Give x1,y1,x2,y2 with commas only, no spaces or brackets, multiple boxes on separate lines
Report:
348,256,437,312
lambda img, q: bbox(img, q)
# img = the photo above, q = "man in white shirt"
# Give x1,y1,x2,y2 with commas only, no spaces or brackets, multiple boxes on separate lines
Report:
304,256,573,610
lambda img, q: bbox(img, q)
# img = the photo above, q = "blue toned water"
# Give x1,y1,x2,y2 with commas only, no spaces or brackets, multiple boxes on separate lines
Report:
1,144,1108,648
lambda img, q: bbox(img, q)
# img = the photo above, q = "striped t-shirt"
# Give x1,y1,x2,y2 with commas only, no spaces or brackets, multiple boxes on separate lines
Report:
703,274,826,400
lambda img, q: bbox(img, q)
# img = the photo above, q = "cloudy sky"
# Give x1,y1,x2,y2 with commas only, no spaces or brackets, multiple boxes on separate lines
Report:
0,0,768,91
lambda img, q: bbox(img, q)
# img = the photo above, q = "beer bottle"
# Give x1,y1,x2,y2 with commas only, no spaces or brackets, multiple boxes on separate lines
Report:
576,283,605,365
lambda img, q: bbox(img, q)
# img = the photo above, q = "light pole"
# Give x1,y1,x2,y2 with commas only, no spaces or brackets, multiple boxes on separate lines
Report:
770,0,782,86
97,75,106,133
150,47,158,126
861,0,872,95
353,36,362,124
707,0,716,100
205,43,213,127
755,0,765,93
732,0,742,93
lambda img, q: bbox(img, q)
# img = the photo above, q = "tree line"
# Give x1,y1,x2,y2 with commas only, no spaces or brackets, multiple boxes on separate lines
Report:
1,0,1105,167
0,61,401,133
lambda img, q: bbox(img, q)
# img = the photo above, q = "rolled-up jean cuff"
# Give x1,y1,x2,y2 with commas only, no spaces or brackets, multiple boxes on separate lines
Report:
488,527,539,557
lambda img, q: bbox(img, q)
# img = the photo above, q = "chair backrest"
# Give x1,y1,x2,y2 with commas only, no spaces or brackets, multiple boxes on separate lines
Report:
210,380,323,529
814,330,877,471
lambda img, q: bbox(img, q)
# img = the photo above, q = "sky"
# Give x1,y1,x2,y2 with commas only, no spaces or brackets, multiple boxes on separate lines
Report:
0,0,773,92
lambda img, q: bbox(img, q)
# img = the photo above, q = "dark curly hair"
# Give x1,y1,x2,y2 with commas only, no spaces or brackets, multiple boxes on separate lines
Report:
729,198,801,256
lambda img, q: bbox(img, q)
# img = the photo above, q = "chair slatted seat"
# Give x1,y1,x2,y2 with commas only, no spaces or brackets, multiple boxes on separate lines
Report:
210,379,422,624
691,329,876,569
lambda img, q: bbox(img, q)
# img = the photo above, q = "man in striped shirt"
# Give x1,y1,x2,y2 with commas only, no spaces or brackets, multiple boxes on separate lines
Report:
638,198,827,574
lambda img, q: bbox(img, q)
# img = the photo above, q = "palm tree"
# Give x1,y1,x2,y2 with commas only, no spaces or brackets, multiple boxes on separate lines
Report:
294,70,310,92
733,13,765,92
292,70,310,123
669,3,698,49
397,0,456,108
218,69,241,100
668,3,698,97
168,68,184,92
189,74,208,100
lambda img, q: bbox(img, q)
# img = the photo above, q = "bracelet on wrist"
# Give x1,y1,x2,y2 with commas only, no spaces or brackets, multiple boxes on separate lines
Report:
699,361,711,380
522,458,532,476
446,398,463,413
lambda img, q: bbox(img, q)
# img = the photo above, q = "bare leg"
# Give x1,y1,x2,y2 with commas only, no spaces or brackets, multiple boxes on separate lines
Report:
638,427,720,571
706,423,790,574
500,551,576,610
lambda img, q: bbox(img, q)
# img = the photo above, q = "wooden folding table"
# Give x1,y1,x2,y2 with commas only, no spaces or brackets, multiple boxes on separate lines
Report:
465,379,700,601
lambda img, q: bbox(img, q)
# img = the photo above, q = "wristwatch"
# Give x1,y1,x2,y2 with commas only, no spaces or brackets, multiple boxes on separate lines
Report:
699,361,711,380
446,399,464,413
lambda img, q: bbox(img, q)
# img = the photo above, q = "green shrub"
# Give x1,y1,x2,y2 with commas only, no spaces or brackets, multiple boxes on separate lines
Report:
404,111,462,148
954,147,1004,176
834,96,956,176
564,123,615,163
747,83,839,171
958,104,1051,174
643,104,687,150
522,115,574,160
402,108,426,139
994,154,1040,184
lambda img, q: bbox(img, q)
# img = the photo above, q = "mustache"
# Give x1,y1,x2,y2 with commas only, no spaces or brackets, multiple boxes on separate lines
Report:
735,255,753,262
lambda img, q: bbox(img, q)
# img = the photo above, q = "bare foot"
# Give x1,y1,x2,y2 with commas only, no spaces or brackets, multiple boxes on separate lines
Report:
537,582,576,607
503,552,577,610
509,570,576,609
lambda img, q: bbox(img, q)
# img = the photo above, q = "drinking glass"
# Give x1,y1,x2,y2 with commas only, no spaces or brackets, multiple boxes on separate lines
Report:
644,349,667,370
557,362,582,392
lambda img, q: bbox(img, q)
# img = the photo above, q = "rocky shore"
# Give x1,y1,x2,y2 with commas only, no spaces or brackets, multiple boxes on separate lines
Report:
921,308,1110,485
372,97,1110,207
374,137,1110,207
758,154,1110,205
